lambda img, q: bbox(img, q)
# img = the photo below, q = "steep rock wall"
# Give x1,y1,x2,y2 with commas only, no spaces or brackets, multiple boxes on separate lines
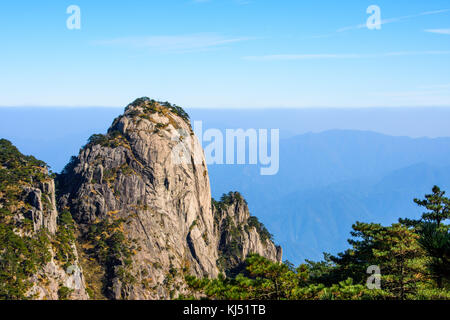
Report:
55,98,282,299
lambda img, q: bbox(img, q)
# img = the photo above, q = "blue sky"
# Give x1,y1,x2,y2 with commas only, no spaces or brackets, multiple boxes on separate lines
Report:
1,0,450,108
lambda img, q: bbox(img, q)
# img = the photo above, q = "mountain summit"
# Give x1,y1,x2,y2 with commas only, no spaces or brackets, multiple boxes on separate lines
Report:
0,98,280,300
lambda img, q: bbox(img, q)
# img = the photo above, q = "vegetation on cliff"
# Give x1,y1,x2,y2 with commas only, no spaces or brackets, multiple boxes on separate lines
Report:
125,97,190,123
0,140,87,300
0,139,48,193
0,139,53,299
213,192,276,276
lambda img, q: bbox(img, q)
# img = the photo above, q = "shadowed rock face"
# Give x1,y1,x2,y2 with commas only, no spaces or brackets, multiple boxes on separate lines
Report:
23,178,89,300
213,192,282,276
23,181,58,235
0,138,88,300
23,179,88,300
56,98,281,299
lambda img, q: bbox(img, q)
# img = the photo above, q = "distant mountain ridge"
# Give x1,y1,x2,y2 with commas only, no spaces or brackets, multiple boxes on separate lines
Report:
208,130,450,263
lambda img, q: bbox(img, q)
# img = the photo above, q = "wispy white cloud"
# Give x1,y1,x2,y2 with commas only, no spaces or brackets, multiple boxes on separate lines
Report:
425,28,450,35
337,9,450,32
243,51,450,61
373,90,448,98
382,50,450,57
94,33,253,53
419,83,450,89
243,54,361,61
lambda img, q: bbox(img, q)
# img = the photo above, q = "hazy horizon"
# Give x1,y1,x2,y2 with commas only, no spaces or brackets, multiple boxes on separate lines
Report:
2,106,450,174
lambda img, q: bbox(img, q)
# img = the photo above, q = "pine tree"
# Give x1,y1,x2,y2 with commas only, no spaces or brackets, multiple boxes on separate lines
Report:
417,222,450,288
403,186,450,288
183,188,450,301
372,224,425,300
413,186,450,227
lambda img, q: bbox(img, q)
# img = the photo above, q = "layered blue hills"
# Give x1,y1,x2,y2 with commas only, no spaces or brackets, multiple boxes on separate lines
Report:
208,131,450,263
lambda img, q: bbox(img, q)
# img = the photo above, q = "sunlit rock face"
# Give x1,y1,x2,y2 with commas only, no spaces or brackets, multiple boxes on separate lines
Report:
57,98,282,299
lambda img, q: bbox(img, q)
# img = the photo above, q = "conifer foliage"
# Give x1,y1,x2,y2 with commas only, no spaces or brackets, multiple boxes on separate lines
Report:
184,186,450,300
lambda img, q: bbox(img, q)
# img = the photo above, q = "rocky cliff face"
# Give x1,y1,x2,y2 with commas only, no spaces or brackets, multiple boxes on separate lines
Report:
24,179,88,300
57,98,281,299
0,139,88,300
58,98,219,299
213,192,282,276
1,98,281,300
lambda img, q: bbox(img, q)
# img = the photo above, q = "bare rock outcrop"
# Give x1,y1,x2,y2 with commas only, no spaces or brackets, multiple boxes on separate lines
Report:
23,180,58,235
0,138,88,300
57,98,282,299
58,98,219,299
213,192,282,275
25,179,88,300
